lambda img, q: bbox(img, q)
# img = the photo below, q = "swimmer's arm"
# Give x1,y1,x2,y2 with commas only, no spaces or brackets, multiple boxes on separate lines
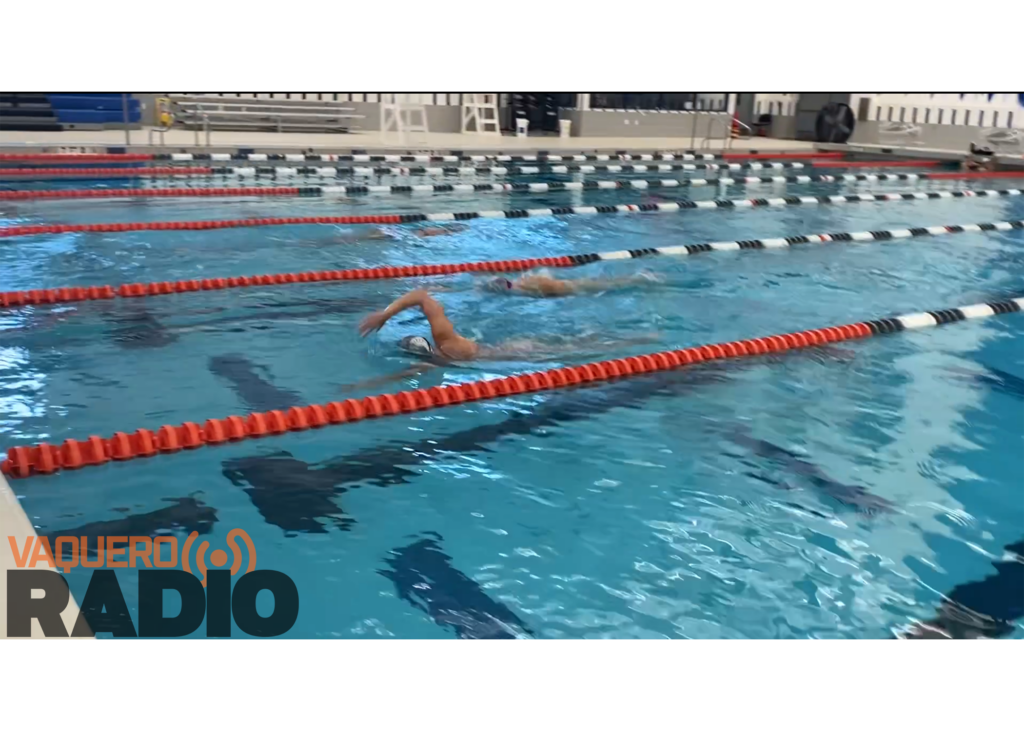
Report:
571,272,663,292
338,363,438,393
359,289,458,343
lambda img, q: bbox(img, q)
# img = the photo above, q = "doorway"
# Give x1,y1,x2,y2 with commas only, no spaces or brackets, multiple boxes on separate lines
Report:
507,93,577,133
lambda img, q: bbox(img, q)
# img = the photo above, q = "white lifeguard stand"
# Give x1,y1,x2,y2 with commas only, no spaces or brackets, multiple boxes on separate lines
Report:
381,93,430,145
461,93,501,135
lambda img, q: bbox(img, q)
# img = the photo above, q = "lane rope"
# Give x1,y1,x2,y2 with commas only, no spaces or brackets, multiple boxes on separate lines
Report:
0,153,153,163
150,151,846,163
4,295,1020,479
3,217,1021,310
3,172,1015,202
0,166,215,178
2,187,1019,240
0,160,946,181
0,151,846,164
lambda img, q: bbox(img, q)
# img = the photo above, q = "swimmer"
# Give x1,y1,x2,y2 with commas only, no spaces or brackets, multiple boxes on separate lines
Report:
413,224,468,238
307,224,465,247
481,270,663,298
963,143,995,172
358,289,658,364
329,228,394,245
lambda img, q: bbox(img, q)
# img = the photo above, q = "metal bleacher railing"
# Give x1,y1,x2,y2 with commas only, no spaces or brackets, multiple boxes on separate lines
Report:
165,95,366,145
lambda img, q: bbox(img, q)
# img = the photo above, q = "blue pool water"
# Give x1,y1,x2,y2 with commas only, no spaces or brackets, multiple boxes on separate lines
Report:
2,167,1022,638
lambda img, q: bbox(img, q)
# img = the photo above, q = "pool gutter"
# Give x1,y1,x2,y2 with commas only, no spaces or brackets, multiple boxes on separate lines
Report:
0,472,89,639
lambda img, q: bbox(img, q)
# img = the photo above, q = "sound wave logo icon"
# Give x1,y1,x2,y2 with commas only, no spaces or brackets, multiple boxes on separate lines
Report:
182,528,257,587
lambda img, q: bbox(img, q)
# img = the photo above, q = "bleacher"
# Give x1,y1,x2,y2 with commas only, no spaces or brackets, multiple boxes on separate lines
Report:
0,93,62,131
48,94,141,127
0,94,141,131
169,95,362,133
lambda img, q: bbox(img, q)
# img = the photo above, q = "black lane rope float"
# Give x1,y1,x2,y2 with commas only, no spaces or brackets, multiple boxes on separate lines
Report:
0,161,826,181
149,151,845,163
2,173,1012,202
3,218,1021,310
1,188,1020,239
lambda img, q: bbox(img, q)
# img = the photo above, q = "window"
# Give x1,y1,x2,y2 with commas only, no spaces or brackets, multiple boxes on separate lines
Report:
964,110,971,125
887,106,893,121
911,107,917,123
875,106,882,121
978,111,984,127
1009,112,1015,128
924,108,930,124
993,111,999,127
937,108,944,124
899,107,905,122
951,109,957,124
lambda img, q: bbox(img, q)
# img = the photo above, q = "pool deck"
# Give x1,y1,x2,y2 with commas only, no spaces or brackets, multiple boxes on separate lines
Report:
0,472,88,639
3,128,1021,169
0,127,818,155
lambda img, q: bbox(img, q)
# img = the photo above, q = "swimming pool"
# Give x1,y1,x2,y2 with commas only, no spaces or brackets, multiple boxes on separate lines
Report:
2,159,1023,638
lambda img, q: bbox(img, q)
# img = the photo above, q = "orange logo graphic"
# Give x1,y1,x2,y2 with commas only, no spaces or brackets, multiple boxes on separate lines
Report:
7,528,257,582
182,529,257,587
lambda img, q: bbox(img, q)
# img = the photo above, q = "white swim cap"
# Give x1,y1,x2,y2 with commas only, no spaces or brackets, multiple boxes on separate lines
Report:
399,335,434,356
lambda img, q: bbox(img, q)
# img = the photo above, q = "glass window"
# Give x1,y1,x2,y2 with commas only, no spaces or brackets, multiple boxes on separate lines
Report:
590,93,698,111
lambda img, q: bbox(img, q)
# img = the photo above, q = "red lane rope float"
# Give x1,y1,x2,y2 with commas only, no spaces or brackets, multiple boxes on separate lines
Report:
0,187,305,201
3,216,1021,310
0,214,407,239
0,319,880,479
6,183,1017,240
810,159,940,168
0,166,214,177
4,295,1021,479
0,153,154,162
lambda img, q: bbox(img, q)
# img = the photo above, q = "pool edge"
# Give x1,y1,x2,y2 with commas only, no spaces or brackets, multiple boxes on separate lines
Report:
0,472,90,639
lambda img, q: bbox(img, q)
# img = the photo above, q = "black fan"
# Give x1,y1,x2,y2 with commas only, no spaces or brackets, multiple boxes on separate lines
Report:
815,102,856,143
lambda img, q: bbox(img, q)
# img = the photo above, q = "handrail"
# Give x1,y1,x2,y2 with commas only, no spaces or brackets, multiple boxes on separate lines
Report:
701,115,733,150
121,93,131,147
175,103,358,114
176,103,363,144
147,127,167,147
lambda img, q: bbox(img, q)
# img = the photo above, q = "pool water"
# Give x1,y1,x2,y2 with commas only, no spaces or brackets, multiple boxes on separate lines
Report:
2,166,1022,638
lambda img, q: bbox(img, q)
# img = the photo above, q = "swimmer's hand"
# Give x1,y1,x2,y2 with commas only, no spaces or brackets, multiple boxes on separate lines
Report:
338,363,438,393
359,311,389,336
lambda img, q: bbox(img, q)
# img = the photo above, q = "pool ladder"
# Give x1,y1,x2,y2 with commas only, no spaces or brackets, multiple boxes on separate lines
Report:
698,116,751,151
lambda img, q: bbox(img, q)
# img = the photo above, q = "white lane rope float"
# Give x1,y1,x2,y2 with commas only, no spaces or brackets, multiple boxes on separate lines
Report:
295,180,1017,199
153,152,814,163
1,174,995,203
3,218,1022,308
2,190,1021,240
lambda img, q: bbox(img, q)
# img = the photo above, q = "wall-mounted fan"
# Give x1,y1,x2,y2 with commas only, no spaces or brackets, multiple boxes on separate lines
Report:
815,102,856,143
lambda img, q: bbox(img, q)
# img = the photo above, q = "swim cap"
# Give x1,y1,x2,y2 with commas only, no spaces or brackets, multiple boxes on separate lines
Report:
483,277,514,292
399,335,434,356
